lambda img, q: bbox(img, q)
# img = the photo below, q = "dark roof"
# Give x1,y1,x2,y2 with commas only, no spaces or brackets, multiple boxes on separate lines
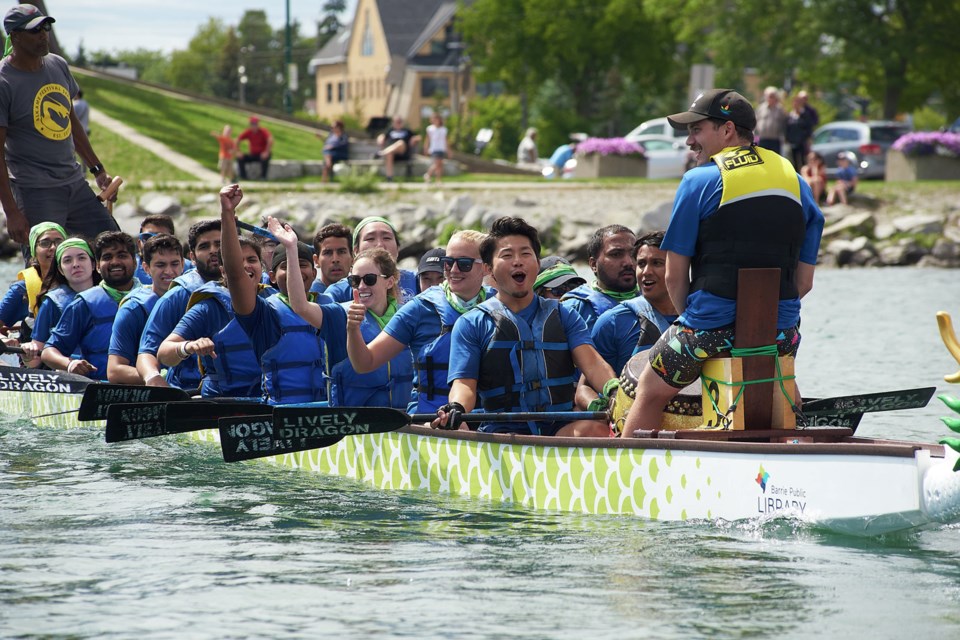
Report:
308,26,351,71
378,0,446,57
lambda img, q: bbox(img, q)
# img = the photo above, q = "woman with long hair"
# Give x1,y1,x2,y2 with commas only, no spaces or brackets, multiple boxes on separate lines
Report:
21,238,100,368
0,222,66,340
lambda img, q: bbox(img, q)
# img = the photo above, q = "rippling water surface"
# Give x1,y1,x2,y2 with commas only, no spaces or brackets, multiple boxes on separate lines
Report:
2,267,959,639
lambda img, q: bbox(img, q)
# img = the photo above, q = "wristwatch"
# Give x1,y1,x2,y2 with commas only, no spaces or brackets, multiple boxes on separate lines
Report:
89,163,104,175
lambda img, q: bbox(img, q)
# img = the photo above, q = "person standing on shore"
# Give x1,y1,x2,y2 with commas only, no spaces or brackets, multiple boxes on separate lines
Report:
211,125,236,184
0,4,120,247
755,86,787,155
424,113,448,184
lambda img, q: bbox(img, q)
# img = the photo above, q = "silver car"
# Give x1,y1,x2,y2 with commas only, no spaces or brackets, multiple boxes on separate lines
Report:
811,120,911,179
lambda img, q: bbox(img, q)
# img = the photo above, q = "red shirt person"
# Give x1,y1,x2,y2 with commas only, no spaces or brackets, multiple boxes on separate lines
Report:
236,116,273,180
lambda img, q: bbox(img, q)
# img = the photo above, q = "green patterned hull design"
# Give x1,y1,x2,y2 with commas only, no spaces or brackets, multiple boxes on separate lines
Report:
189,426,960,536
0,387,100,428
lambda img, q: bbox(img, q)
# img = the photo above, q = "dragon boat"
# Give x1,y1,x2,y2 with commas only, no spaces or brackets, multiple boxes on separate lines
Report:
4,305,960,537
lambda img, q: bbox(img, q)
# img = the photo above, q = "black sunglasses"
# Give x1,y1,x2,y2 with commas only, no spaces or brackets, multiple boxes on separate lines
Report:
22,22,52,34
347,273,387,288
440,256,482,272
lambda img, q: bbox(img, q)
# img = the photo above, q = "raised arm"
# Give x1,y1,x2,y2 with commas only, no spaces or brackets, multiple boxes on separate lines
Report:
665,251,691,315
266,216,324,329
220,185,257,315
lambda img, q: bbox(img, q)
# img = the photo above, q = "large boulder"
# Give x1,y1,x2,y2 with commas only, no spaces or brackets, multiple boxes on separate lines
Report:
139,193,181,218
821,212,875,239
891,213,945,235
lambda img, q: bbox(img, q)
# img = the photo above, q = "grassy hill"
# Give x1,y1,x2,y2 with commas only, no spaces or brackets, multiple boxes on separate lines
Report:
75,69,325,184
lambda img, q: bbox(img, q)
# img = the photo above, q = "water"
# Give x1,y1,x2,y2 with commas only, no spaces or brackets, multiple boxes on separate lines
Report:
2,266,959,639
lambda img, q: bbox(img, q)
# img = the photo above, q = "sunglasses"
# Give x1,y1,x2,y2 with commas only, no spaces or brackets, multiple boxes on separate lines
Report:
22,22,52,34
139,232,159,243
440,256,482,272
347,273,388,288
36,237,64,249
541,282,580,298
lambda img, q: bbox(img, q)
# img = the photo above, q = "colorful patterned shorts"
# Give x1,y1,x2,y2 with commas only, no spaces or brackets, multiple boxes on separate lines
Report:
647,324,801,389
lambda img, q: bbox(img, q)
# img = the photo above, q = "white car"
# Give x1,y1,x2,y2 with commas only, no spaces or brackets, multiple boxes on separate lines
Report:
624,134,695,179
625,117,687,139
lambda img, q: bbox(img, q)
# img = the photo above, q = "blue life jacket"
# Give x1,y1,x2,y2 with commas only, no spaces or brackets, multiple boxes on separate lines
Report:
160,270,208,389
621,297,675,357
261,295,328,404
73,286,120,380
476,297,576,433
43,285,78,315
117,284,158,325
329,301,414,409
185,283,261,398
561,284,619,331
413,287,460,413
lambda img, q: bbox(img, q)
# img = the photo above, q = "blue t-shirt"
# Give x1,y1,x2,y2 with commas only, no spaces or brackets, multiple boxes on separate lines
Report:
309,278,328,296
33,287,78,345
591,301,678,375
0,280,28,327
448,297,593,384
549,144,575,167
836,165,857,182
661,162,824,330
108,287,159,364
322,269,419,303
134,255,195,285
138,284,202,388
234,296,348,369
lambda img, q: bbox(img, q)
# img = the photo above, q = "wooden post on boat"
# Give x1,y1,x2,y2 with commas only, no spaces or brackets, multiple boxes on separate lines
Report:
734,268,779,430
700,268,796,430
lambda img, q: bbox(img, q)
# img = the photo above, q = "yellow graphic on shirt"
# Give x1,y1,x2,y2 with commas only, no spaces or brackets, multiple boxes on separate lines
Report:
33,84,72,141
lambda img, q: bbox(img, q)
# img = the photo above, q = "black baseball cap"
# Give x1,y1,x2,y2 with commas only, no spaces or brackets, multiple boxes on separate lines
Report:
667,89,756,132
4,4,54,35
272,241,315,271
417,247,446,275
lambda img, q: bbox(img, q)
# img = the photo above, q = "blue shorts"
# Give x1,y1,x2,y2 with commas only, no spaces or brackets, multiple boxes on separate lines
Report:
477,421,564,436
430,151,446,159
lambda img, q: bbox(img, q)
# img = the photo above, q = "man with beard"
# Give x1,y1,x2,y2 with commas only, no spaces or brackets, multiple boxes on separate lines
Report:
106,234,184,384
588,231,678,375
561,225,638,332
136,220,222,389
157,237,267,398
42,231,138,380
0,5,120,247
432,217,617,437
621,89,823,437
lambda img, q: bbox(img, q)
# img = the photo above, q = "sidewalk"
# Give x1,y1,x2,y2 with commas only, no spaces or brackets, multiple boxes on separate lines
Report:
90,108,222,184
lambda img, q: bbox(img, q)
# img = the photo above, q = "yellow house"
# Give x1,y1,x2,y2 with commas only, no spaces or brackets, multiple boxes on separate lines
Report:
310,0,474,131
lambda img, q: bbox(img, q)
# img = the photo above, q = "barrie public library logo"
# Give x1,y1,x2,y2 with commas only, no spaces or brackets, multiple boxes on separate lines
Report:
755,465,770,492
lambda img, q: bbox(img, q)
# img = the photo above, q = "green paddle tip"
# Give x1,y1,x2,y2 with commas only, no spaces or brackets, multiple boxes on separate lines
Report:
939,437,960,469
937,393,960,414
941,416,960,433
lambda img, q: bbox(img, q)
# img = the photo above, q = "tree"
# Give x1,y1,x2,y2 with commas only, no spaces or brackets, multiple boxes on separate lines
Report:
168,19,231,94
318,0,347,49
460,0,675,135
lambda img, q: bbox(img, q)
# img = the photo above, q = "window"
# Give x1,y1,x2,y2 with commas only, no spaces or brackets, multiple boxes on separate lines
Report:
361,11,373,56
326,83,333,103
338,82,344,103
421,77,449,98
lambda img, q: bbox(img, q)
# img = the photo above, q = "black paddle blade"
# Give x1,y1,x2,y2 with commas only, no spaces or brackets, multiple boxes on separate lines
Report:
219,415,341,462
802,387,937,417
802,411,864,430
104,400,271,443
221,407,410,462
164,400,272,432
78,383,189,421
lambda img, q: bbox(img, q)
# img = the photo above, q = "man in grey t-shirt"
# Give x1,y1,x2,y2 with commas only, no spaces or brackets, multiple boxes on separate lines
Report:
0,4,118,247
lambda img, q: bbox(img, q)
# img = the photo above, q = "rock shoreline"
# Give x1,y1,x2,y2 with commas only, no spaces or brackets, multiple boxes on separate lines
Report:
4,184,958,268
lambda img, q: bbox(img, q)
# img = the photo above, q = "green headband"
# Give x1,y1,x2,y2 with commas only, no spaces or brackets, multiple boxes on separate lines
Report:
353,216,399,248
55,238,95,265
534,263,581,291
28,222,67,257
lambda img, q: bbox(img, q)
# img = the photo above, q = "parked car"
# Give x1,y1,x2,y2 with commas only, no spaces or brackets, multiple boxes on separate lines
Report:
811,120,911,179
625,117,687,140
624,134,695,179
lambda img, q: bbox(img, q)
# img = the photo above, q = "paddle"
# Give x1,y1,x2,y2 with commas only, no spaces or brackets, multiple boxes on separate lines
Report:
77,383,190,421
220,408,610,463
104,399,271,442
0,343,24,355
236,220,279,242
800,387,936,418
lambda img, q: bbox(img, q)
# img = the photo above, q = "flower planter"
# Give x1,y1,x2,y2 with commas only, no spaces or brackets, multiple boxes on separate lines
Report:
885,149,960,181
575,153,647,179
